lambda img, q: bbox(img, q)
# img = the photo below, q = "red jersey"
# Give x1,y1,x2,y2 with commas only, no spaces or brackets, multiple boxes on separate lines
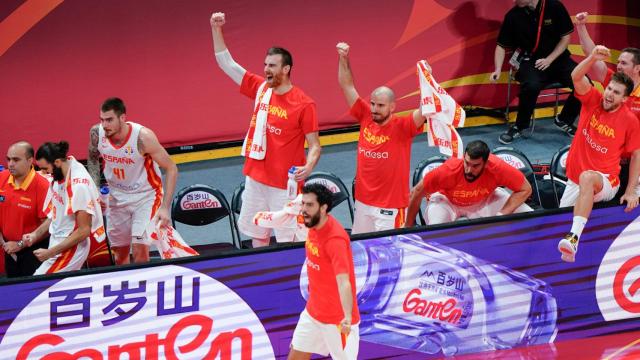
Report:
352,98,423,208
240,72,318,189
604,68,640,118
423,155,526,207
305,215,360,325
0,168,49,242
566,87,640,185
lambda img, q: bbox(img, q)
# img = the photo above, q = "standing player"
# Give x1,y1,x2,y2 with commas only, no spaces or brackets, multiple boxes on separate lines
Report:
337,42,426,233
26,142,106,275
406,140,533,226
289,183,359,360
210,12,321,247
88,97,178,264
558,46,640,262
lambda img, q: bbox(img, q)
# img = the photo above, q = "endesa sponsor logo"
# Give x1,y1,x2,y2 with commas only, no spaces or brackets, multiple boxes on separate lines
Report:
359,147,389,159
596,214,640,321
582,129,608,154
180,190,221,210
1,266,275,359
402,288,463,324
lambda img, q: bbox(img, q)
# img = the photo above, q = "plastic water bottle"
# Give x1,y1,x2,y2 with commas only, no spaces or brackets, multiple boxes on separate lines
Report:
99,185,110,215
287,166,297,199
0,165,4,172
300,234,558,356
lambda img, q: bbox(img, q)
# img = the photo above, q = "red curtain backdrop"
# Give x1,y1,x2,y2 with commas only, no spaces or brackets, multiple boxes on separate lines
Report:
0,0,636,159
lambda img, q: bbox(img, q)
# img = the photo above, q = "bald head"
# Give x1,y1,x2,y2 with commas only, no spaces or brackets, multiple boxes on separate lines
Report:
9,141,34,159
371,86,395,103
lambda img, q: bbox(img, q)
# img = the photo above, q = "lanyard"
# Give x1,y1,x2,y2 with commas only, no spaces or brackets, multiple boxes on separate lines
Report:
532,0,546,54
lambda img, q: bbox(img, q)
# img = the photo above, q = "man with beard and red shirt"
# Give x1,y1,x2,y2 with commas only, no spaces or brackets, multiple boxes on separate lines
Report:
210,12,321,247
289,183,359,360
406,140,533,226
557,46,640,262
337,42,427,234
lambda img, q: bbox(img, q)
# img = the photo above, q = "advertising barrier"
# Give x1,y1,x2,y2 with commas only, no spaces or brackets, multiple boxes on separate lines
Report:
0,206,639,359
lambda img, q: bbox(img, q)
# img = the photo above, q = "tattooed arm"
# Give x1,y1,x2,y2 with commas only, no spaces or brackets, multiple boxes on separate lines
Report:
87,124,102,187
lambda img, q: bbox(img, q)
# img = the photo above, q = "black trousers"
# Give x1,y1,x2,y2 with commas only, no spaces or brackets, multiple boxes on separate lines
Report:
4,236,49,277
515,54,582,130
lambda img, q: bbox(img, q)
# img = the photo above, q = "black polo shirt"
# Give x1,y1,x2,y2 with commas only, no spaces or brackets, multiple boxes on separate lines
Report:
497,0,574,60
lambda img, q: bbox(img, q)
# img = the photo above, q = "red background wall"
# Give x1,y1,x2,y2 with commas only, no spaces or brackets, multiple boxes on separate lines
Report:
0,0,637,159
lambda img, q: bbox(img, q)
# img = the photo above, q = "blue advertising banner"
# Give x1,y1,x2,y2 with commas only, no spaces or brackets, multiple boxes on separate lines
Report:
0,206,638,359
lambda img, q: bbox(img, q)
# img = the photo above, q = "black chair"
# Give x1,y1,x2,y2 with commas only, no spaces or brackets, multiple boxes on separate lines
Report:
171,184,240,253
412,155,448,225
306,171,355,225
505,66,572,133
492,147,542,209
549,145,570,207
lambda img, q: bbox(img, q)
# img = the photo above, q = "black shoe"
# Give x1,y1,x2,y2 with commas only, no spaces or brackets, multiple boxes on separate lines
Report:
499,125,522,144
554,117,576,137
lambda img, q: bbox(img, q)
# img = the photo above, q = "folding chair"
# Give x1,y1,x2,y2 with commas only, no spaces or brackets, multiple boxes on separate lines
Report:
306,171,355,226
549,145,570,207
171,184,240,253
412,155,448,225
492,147,543,209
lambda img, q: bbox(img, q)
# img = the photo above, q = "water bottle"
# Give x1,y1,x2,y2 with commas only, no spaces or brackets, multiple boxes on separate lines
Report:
99,185,110,215
300,234,557,356
0,165,4,172
287,166,297,199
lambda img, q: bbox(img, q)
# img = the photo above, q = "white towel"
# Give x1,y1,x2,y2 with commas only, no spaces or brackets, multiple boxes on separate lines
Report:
417,60,465,158
241,82,272,160
253,194,308,242
146,222,199,259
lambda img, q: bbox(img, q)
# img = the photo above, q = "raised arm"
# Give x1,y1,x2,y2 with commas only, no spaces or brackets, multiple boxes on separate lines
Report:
87,125,102,187
575,12,607,82
490,45,506,83
139,127,178,228
336,42,360,108
573,45,610,95
210,12,246,85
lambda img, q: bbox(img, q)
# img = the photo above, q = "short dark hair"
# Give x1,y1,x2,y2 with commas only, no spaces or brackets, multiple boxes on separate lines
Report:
621,47,640,66
464,140,490,162
267,47,293,75
101,97,127,116
36,141,69,163
611,71,635,96
302,183,333,212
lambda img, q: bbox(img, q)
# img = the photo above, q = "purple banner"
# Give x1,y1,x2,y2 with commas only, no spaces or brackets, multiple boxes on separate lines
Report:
0,206,639,359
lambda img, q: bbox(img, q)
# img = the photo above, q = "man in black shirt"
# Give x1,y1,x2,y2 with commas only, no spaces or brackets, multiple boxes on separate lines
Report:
490,0,581,144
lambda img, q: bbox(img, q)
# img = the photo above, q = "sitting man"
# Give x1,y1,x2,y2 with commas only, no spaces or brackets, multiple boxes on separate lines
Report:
406,140,533,226
557,45,640,262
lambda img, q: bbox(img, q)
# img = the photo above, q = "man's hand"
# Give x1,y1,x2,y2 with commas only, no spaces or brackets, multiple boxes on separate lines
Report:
490,70,501,83
620,191,639,213
336,42,350,57
339,317,351,335
97,197,107,212
22,232,36,247
294,165,312,182
591,45,610,62
210,12,225,30
535,57,552,71
156,207,171,229
3,241,21,255
575,12,588,26
33,248,53,262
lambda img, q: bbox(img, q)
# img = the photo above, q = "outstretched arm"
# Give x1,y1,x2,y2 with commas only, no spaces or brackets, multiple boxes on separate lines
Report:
210,12,246,85
575,12,607,82
572,45,610,95
139,128,178,228
336,42,359,108
87,125,102,187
